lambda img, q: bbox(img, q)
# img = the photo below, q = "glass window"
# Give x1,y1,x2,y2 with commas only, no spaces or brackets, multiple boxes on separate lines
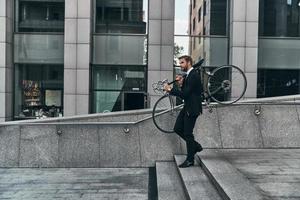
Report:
257,69,300,97
257,38,300,97
174,0,228,65
174,1,229,101
93,35,147,65
95,0,148,34
198,7,202,22
210,0,227,35
93,66,146,91
16,0,65,32
259,0,300,37
93,0,148,113
92,66,146,113
14,64,64,120
174,36,228,66
14,33,64,64
204,0,207,16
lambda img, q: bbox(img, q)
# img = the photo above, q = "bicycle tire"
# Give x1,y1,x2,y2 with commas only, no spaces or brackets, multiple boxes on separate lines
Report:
207,65,247,105
152,95,183,133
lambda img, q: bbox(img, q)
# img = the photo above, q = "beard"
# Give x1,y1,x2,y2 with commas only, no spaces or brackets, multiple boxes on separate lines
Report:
181,67,187,72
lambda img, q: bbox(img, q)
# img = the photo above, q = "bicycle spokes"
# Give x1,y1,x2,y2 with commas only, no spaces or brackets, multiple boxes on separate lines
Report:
207,65,247,104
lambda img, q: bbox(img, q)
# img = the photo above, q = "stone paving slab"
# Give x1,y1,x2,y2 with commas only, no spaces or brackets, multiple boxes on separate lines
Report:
218,149,300,200
0,168,148,200
174,155,222,200
156,161,187,200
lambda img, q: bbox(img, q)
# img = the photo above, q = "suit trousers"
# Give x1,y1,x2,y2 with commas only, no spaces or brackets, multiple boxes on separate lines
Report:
174,108,199,161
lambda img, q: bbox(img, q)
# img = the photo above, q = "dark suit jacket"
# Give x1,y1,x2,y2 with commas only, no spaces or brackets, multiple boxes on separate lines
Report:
170,68,203,116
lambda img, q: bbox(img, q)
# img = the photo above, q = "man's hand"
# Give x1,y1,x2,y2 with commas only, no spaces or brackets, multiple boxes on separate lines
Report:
164,84,172,92
175,75,184,87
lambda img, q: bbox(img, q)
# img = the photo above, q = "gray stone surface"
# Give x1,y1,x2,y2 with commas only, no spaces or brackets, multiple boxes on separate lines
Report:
99,125,141,167
139,120,182,166
19,125,59,167
220,149,300,200
217,105,263,148
174,155,222,200
258,105,300,147
156,161,187,200
0,168,148,200
0,125,20,167
198,149,265,200
195,107,222,148
58,125,100,168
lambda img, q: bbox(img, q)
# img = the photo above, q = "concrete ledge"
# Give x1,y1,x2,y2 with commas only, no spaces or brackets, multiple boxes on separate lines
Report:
174,155,222,200
197,150,264,200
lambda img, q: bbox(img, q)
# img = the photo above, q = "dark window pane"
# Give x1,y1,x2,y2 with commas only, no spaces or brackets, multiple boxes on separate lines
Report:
95,0,147,34
105,7,122,21
259,0,300,37
17,1,65,32
210,0,227,35
257,69,300,97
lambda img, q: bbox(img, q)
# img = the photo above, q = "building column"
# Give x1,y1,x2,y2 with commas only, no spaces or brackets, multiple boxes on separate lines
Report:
229,0,259,99
148,0,174,107
64,0,91,116
0,0,13,122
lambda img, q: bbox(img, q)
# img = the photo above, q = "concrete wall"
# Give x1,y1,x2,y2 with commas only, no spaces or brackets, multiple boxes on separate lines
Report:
230,0,259,99
148,0,174,107
1,103,300,168
0,0,13,122
64,0,91,116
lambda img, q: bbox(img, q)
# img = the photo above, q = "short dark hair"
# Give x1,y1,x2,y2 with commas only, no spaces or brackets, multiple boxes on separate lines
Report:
178,55,193,65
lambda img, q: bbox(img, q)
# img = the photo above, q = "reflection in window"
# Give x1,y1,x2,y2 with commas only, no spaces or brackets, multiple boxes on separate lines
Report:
95,0,147,34
14,64,64,120
198,7,202,22
174,0,228,66
92,66,146,113
210,0,227,35
257,69,300,97
259,0,300,37
16,0,65,32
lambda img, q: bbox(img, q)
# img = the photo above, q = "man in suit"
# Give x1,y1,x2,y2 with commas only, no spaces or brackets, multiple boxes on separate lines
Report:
164,55,203,168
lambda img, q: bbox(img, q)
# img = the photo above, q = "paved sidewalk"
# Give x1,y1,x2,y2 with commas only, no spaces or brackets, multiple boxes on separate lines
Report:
0,168,148,200
217,149,300,200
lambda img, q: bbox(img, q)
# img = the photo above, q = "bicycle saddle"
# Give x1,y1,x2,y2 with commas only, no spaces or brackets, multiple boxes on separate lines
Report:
192,58,204,68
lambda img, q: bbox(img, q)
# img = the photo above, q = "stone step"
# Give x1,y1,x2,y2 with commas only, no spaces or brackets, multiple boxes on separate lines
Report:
156,161,188,200
174,155,222,200
197,149,265,200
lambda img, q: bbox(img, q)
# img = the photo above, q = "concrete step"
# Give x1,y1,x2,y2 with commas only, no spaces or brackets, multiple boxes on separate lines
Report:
174,155,222,200
156,161,188,200
197,149,265,200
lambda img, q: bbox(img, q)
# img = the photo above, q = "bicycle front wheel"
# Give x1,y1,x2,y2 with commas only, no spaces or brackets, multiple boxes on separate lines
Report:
207,65,247,105
152,95,183,133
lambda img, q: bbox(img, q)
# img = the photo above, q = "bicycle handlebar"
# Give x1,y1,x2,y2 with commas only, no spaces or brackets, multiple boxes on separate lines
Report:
167,59,204,85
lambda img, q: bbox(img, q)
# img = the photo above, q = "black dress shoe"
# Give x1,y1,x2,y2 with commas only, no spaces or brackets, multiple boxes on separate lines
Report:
195,144,203,153
178,160,194,168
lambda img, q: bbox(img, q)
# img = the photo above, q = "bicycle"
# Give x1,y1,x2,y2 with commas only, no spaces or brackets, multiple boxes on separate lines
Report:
151,59,247,133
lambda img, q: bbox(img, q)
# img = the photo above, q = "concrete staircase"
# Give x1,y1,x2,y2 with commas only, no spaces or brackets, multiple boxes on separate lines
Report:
156,150,266,200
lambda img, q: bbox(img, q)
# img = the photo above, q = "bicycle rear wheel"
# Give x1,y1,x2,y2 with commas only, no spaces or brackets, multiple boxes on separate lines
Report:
207,65,247,105
152,95,183,133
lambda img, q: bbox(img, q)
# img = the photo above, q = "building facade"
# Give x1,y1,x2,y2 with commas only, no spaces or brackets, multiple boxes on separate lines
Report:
0,0,299,121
